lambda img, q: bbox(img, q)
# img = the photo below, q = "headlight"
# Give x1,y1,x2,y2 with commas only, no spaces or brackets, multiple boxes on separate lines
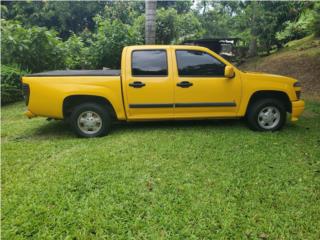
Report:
293,81,301,99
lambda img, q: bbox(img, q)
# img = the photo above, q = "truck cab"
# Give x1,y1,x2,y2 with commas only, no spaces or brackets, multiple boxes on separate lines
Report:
22,45,304,137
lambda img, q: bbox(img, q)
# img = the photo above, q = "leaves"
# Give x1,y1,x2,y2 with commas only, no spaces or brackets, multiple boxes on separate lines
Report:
1,65,28,104
1,20,66,72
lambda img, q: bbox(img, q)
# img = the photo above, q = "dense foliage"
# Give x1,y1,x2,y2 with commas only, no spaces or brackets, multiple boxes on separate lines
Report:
311,2,320,37
2,0,319,103
90,16,143,69
1,65,28,104
1,20,66,72
1,1,319,71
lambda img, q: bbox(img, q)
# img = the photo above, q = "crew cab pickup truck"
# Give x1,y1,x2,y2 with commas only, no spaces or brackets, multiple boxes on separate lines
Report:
22,45,305,137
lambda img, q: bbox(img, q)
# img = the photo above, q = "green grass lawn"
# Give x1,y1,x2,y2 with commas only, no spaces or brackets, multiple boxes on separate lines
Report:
2,101,320,239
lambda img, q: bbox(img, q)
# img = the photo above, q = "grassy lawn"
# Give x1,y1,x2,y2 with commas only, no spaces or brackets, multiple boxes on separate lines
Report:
2,101,320,239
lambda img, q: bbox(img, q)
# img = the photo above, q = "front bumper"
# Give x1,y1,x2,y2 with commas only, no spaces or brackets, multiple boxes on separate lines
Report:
291,100,305,121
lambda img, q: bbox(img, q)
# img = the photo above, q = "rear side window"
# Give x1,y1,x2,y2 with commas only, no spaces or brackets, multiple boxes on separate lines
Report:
176,50,225,77
132,50,168,76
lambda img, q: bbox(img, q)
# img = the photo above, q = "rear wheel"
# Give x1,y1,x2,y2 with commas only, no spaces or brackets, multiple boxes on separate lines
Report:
69,103,112,137
246,98,286,131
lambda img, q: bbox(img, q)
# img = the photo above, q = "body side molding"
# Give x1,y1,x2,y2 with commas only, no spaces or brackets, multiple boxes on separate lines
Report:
129,102,236,108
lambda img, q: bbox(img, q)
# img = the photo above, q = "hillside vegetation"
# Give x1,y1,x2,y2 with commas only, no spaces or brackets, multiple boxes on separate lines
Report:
239,35,320,99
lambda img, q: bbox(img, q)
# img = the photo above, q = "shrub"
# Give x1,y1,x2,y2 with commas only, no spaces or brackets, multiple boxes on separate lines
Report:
64,33,92,69
311,2,320,36
1,20,66,72
276,10,313,43
1,65,28,104
90,17,143,69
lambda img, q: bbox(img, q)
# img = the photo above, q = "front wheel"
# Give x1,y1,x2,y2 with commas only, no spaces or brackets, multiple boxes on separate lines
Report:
246,98,287,131
69,103,112,137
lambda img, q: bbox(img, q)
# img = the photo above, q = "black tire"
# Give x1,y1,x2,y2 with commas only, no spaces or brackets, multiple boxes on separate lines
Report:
69,103,112,138
246,98,286,131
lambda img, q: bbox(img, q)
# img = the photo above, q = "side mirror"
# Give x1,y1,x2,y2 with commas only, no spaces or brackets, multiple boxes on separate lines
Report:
224,66,235,78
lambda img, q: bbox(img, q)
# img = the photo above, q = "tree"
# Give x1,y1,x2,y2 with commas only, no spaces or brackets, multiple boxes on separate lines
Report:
89,17,143,69
233,1,308,56
1,1,107,39
145,0,157,44
157,0,193,14
311,2,320,36
195,1,241,39
155,8,203,44
1,20,66,72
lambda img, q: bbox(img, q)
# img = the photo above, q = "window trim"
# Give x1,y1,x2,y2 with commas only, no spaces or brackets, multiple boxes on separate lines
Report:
131,49,168,77
175,49,226,78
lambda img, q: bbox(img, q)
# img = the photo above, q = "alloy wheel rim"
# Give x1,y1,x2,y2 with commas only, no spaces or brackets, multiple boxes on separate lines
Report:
257,106,281,129
77,111,102,134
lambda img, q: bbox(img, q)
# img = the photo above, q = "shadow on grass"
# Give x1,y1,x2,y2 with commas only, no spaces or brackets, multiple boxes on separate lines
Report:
112,118,244,132
32,120,74,138
30,118,246,138
29,118,306,139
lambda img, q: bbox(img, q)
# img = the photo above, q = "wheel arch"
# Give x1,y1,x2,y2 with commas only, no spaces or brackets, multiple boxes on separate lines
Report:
246,90,292,115
63,95,117,120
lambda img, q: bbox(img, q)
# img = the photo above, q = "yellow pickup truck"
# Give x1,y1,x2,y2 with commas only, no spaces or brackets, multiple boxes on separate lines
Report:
22,45,304,137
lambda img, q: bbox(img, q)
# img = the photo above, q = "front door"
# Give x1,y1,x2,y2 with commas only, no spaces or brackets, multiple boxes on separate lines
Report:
173,49,241,119
124,48,174,120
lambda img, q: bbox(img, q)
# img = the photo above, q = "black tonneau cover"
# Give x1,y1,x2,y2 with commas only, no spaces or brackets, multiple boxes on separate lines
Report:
26,69,121,77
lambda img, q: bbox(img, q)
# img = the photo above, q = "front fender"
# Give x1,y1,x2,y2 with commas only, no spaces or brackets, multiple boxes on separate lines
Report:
238,72,296,116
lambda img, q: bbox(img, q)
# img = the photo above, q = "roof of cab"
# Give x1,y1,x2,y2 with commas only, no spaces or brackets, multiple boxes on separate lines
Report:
125,45,210,50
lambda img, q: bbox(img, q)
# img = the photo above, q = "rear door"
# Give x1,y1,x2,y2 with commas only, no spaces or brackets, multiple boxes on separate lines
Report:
123,47,174,120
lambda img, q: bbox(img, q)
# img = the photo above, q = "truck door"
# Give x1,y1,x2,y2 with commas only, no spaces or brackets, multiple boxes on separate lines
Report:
173,48,241,119
123,48,174,120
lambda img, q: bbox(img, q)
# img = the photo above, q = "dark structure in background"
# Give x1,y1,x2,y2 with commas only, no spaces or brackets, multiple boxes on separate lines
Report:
183,38,246,65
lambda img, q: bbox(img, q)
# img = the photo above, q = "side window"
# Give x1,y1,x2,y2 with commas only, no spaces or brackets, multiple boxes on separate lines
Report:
132,50,168,76
176,50,226,77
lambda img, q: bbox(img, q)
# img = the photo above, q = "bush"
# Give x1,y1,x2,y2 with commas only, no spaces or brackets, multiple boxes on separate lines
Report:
155,8,203,44
89,17,143,69
64,33,92,69
1,20,66,72
311,2,320,36
276,10,313,43
1,65,28,104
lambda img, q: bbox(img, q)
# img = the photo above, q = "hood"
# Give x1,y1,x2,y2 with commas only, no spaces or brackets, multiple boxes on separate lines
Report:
242,71,296,85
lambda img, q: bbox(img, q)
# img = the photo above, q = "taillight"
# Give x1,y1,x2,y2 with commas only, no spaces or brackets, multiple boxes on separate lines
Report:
22,84,30,106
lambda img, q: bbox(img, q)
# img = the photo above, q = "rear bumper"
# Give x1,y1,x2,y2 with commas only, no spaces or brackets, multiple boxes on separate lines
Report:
24,110,37,118
291,100,305,121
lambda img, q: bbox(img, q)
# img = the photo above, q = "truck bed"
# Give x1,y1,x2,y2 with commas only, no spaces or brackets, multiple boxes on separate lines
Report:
26,70,121,77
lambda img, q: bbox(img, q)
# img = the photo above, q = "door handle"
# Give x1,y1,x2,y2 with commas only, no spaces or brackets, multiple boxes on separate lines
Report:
177,81,193,88
129,81,146,88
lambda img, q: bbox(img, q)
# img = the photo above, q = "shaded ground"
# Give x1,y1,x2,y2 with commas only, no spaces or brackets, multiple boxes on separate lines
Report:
239,35,320,99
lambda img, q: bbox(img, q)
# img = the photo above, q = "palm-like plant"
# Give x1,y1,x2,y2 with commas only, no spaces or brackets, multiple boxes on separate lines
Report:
145,0,157,44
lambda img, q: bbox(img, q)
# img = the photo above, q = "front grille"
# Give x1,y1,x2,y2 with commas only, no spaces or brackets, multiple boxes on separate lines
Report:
22,84,30,106
296,90,301,100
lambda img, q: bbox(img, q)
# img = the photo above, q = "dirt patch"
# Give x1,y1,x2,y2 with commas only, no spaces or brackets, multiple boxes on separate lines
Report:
239,49,320,99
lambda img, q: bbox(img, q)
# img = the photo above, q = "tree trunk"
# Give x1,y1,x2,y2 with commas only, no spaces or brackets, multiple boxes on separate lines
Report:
247,1,258,57
145,0,157,44
247,37,257,57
